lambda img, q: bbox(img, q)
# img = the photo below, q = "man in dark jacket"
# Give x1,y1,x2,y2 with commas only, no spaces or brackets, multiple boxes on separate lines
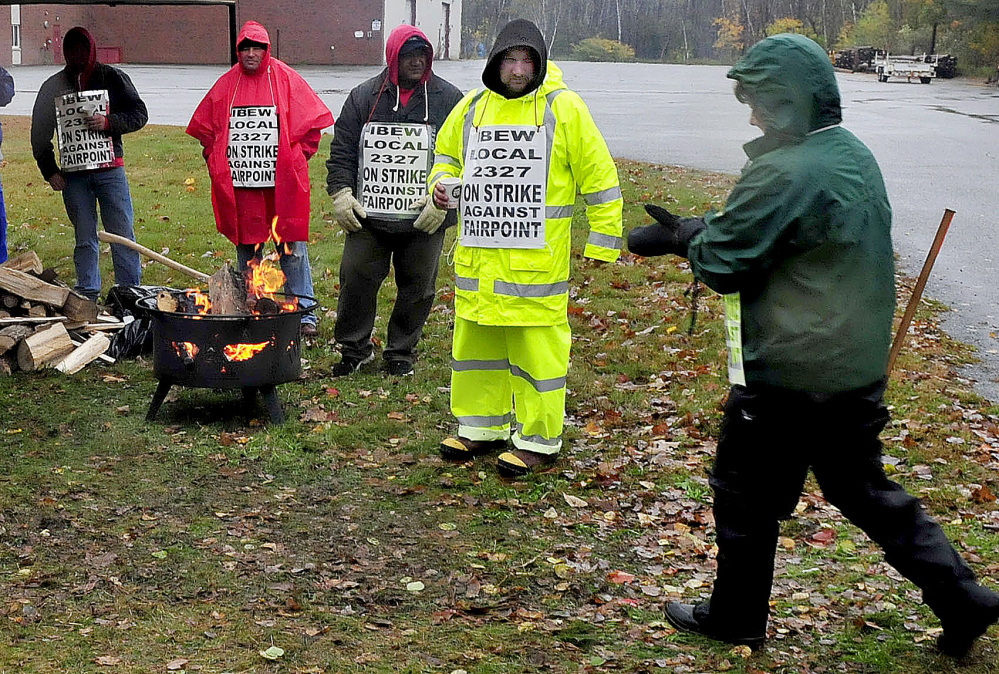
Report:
630,33,999,657
30,27,147,301
326,24,462,377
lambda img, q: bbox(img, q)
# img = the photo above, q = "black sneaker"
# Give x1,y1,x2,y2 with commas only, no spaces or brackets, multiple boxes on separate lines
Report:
330,352,374,377
664,602,766,650
387,360,414,377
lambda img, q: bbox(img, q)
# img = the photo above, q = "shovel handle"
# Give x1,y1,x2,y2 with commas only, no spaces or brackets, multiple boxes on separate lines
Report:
97,231,211,282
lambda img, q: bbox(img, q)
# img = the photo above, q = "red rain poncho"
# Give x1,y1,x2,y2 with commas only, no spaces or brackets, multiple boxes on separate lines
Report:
186,21,333,244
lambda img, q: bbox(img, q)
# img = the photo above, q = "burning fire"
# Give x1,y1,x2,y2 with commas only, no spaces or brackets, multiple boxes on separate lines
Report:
173,341,200,360
223,341,270,362
178,217,299,315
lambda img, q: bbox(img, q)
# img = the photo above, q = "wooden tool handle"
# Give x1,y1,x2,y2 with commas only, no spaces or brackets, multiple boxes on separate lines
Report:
97,232,211,282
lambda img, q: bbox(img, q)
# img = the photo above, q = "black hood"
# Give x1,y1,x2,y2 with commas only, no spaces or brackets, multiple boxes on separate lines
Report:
482,19,548,99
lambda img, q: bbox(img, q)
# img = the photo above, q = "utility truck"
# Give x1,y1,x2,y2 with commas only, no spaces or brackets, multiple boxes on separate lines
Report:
874,54,936,83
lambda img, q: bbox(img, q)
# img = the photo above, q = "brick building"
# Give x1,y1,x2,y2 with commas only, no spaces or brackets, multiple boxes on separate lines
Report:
0,0,461,66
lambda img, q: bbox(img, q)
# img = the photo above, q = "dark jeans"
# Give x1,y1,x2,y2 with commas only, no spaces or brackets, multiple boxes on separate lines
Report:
699,379,981,638
334,226,446,364
62,167,142,300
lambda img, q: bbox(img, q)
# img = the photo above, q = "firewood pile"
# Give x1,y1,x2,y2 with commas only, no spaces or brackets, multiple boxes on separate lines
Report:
0,251,126,376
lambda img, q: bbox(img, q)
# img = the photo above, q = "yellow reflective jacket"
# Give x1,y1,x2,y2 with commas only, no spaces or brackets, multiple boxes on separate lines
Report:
430,62,623,326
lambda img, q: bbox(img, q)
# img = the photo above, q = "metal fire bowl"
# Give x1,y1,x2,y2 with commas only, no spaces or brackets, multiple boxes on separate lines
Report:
137,292,314,390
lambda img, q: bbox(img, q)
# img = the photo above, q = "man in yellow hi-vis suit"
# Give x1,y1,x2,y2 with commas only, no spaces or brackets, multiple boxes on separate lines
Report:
429,19,623,477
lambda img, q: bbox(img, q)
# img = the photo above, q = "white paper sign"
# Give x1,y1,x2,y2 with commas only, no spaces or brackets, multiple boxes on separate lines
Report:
358,122,433,219
723,293,747,386
460,126,547,249
228,105,278,188
55,90,115,172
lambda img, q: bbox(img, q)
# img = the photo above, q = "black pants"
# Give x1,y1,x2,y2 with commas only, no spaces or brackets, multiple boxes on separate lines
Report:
699,380,981,637
334,226,446,364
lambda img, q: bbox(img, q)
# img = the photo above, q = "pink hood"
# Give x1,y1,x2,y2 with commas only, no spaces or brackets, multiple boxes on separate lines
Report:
385,24,433,87
236,21,272,75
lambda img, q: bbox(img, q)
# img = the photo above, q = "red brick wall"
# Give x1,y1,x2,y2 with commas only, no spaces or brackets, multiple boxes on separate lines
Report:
0,1,388,66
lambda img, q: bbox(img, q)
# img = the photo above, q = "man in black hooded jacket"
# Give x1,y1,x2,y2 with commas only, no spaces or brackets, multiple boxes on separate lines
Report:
30,27,147,302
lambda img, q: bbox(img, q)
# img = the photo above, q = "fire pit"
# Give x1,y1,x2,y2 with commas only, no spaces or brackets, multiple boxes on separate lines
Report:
137,291,312,424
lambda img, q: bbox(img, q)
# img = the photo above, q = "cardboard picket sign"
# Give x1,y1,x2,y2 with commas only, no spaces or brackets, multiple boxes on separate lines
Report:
55,90,115,172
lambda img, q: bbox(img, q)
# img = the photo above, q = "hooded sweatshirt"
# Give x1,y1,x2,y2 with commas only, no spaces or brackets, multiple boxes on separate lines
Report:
686,34,895,393
30,26,148,180
325,24,463,234
187,21,334,245
428,19,622,327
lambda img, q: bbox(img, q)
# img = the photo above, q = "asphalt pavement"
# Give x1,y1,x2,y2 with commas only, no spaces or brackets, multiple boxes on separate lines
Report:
4,61,998,399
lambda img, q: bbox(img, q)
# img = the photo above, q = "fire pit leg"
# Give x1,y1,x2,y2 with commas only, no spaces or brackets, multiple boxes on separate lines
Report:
258,385,285,424
147,379,174,421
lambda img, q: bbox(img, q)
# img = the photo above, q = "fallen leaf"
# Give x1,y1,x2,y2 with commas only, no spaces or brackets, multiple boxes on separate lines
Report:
95,656,122,666
259,645,285,660
563,493,588,508
607,570,636,584
166,658,189,670
406,581,425,592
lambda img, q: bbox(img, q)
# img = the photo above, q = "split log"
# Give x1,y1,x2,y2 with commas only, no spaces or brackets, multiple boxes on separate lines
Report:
70,336,115,364
0,266,70,308
61,291,99,324
0,311,9,320
55,333,111,374
17,322,75,371
28,304,49,318
0,324,33,355
1,251,43,274
208,263,247,316
156,291,179,313
0,316,68,325
0,353,13,376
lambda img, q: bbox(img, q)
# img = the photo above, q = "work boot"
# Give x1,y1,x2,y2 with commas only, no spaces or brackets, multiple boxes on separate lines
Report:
663,602,766,650
496,449,557,478
937,586,999,658
439,437,506,461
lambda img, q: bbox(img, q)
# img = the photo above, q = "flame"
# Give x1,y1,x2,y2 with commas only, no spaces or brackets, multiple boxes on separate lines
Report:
173,341,200,359
189,290,212,315
223,341,270,362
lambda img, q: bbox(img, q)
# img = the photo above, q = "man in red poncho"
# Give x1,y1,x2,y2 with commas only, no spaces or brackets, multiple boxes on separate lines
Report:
187,21,334,335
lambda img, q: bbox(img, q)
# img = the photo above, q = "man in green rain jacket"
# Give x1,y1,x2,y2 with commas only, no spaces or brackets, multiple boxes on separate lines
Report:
630,34,999,656
429,19,623,477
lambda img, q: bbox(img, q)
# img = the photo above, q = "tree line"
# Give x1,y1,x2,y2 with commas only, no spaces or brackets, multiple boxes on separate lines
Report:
461,0,999,76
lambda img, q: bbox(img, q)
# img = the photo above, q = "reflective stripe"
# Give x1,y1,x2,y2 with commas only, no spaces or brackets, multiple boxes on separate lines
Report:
451,358,509,372
515,423,562,448
457,413,514,428
455,276,479,291
494,280,569,298
510,365,566,393
434,153,461,168
587,232,622,249
543,91,560,178
583,186,623,205
429,171,449,185
462,90,489,159
546,205,574,219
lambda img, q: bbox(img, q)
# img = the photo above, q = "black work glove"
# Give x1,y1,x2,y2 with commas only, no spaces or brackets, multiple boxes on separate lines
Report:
627,204,706,259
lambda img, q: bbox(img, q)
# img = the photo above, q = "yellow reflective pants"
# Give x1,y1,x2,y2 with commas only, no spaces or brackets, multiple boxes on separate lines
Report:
451,317,571,455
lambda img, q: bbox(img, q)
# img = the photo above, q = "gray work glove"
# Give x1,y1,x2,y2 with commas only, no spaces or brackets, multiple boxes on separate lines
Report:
410,194,447,234
331,187,366,233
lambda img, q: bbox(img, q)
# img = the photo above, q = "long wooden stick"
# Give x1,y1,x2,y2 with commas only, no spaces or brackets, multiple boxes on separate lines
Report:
886,209,955,375
97,231,211,282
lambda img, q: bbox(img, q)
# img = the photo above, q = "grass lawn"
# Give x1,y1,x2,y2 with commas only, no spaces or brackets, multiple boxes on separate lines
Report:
1,116,998,674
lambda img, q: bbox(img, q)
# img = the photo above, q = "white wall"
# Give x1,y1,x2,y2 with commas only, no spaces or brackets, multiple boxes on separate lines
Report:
382,0,462,62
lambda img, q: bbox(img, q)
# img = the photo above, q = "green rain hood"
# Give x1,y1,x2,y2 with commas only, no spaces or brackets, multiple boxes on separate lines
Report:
687,34,895,393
